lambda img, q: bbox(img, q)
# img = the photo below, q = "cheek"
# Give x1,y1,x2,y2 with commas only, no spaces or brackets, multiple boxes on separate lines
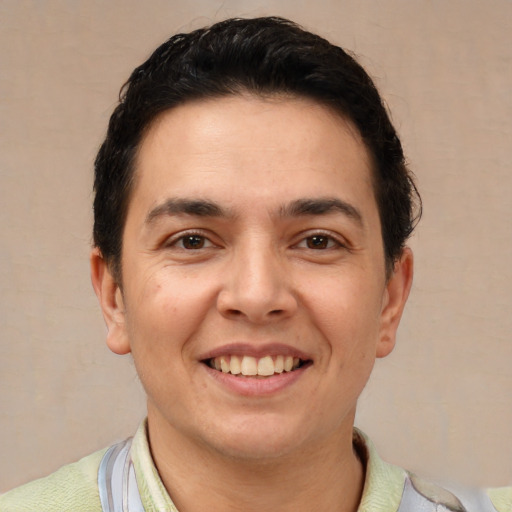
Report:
302,274,385,373
124,269,218,356
306,273,383,332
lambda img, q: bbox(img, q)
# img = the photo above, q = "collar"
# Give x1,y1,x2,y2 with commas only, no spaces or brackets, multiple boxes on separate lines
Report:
130,420,407,512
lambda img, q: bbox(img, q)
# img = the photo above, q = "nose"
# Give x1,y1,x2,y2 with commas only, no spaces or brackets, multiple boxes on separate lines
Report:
216,242,298,324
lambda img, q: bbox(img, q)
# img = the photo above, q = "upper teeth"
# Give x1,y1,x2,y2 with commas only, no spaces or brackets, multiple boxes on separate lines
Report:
211,355,301,376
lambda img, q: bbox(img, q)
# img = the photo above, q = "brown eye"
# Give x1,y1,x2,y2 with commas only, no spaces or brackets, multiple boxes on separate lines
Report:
306,235,331,249
181,235,206,249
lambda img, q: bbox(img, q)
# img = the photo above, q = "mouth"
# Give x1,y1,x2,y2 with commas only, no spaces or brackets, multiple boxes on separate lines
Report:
203,355,311,378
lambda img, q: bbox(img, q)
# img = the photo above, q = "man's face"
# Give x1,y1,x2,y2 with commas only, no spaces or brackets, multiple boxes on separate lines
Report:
93,95,412,460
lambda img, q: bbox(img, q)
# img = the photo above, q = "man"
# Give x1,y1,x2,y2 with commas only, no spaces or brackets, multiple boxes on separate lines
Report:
1,16,509,512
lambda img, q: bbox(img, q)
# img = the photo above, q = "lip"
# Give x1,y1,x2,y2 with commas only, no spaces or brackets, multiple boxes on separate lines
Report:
202,361,311,396
197,342,312,361
198,343,313,397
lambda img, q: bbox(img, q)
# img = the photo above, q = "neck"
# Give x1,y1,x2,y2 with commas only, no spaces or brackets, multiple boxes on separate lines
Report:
147,410,365,512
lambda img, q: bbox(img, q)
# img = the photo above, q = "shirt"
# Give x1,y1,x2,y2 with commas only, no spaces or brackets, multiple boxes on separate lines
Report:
1,420,510,511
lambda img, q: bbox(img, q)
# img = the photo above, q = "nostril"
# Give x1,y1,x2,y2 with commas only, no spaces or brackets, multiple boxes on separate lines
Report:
225,308,284,319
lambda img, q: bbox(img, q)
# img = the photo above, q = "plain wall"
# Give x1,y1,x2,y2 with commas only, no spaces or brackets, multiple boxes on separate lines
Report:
1,0,511,492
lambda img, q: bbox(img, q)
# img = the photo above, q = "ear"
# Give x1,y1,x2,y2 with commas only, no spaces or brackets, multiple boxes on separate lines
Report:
90,248,131,355
376,247,414,358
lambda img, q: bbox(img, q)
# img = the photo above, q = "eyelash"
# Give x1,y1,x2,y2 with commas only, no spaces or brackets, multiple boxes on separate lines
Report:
164,230,346,252
166,231,215,250
294,232,345,251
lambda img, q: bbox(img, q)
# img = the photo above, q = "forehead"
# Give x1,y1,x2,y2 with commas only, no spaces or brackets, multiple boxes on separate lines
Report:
133,94,375,204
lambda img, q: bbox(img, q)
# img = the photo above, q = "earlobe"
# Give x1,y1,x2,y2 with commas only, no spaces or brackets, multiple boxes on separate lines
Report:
90,248,131,355
376,247,414,358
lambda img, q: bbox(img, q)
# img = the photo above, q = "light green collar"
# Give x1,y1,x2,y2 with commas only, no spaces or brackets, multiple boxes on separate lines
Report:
131,420,407,512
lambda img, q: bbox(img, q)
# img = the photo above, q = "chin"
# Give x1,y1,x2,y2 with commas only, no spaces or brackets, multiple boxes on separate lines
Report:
203,416,314,461
213,436,300,461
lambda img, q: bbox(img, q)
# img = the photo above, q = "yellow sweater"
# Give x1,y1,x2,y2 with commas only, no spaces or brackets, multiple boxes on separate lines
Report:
1,421,510,512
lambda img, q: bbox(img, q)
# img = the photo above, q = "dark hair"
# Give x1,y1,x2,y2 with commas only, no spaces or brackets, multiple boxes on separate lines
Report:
93,16,421,279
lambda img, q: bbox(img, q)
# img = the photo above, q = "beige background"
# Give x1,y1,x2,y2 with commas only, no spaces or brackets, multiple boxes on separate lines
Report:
1,0,511,492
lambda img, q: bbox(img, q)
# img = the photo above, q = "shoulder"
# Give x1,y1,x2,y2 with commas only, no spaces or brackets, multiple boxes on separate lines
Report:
486,486,512,512
402,473,510,512
354,429,511,512
0,447,106,512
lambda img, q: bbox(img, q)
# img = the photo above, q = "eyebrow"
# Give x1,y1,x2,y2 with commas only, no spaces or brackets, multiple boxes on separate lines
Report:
146,198,229,224
280,198,363,225
145,196,363,226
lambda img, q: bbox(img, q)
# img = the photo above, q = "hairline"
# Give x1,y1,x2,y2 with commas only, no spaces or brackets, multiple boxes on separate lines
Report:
105,89,393,285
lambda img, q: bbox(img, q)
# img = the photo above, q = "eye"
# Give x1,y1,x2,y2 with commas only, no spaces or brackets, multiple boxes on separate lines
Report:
296,233,340,250
172,233,213,250
306,235,333,249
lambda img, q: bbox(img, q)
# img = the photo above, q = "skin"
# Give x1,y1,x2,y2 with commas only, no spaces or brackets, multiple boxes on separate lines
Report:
91,94,413,512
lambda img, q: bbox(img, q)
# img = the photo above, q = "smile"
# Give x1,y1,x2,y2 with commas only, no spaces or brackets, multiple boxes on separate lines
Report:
206,355,307,377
